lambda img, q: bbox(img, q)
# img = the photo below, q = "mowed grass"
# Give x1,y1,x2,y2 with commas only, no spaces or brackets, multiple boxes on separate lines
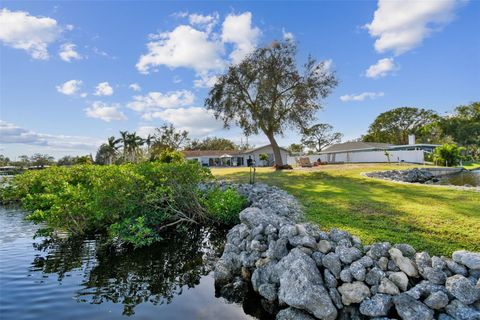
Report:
212,164,480,256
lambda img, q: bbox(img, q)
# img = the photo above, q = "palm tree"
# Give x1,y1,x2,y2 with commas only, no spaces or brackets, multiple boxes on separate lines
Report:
106,136,121,164
127,132,144,163
119,131,129,162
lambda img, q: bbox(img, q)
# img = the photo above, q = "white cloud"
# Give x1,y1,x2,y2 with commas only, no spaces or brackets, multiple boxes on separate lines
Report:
59,42,82,62
85,101,126,122
129,83,141,91
282,28,294,41
188,13,219,33
340,92,385,102
0,8,63,59
136,25,224,74
0,120,101,150
127,90,195,112
94,82,114,96
365,57,398,78
193,73,218,88
365,0,462,55
221,12,261,64
136,126,157,138
142,107,223,136
56,79,83,96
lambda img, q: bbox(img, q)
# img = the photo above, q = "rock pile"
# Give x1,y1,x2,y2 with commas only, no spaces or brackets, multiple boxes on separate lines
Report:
366,168,437,183
214,183,480,320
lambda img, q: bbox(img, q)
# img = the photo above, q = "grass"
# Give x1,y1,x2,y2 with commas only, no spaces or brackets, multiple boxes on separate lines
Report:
212,164,480,256
462,161,480,170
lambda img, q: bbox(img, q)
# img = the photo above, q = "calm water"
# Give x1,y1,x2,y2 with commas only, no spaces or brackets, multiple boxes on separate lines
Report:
436,169,480,187
0,207,269,320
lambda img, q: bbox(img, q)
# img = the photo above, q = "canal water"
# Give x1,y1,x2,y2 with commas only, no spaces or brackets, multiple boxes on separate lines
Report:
0,207,271,320
435,169,480,187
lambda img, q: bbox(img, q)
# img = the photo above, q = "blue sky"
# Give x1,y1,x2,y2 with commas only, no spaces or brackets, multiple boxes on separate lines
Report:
1,1,479,159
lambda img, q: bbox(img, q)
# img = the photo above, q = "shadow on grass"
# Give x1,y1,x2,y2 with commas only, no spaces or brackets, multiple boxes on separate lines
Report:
215,169,480,256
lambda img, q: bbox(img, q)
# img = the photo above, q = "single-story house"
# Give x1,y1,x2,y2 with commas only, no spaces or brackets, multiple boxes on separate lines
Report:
182,144,289,167
287,135,440,165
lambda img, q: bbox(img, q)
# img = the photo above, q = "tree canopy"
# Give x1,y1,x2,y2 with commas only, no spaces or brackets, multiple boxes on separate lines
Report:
363,107,439,145
205,40,338,168
301,123,343,152
186,137,237,151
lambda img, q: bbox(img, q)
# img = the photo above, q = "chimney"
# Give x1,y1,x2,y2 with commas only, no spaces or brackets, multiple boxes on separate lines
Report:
408,134,416,145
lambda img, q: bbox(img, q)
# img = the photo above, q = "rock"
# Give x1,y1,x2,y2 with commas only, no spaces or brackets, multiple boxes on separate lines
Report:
395,243,416,259
350,260,366,281
358,255,374,268
406,280,448,300
422,266,447,285
218,277,249,303
452,250,480,270
416,252,432,272
258,283,277,302
276,249,337,320
444,258,468,276
445,299,480,320
359,293,393,317
312,252,324,267
214,261,233,285
328,288,343,310
289,235,317,249
378,277,400,295
368,242,391,259
336,246,363,264
389,248,419,277
432,256,446,270
267,238,289,260
338,281,371,305
393,293,434,320
329,228,351,242
322,253,342,278
378,257,389,270
317,240,332,253
324,270,337,288
250,239,268,252
278,224,297,239
251,261,277,291
438,313,455,320
389,271,409,291
340,268,353,283
424,291,449,309
365,267,385,286
276,307,316,320
388,259,400,271
445,274,480,305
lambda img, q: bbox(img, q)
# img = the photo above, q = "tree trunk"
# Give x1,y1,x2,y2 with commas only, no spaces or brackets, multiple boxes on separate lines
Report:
266,132,284,169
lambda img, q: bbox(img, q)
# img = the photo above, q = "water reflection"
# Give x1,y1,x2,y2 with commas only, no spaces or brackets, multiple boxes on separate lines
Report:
30,227,227,316
436,169,480,187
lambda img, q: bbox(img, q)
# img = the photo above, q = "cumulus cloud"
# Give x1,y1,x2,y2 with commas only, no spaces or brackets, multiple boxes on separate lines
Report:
136,126,157,138
365,0,462,55
0,120,101,150
127,90,195,112
59,42,82,62
56,79,83,96
340,92,385,102
129,83,141,91
0,8,63,59
94,82,114,96
85,101,126,122
136,25,224,74
188,12,219,33
194,73,218,88
221,12,261,64
142,107,223,136
365,58,398,78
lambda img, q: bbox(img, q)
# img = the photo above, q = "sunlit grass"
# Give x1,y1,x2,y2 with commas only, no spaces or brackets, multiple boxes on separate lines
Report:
212,164,479,256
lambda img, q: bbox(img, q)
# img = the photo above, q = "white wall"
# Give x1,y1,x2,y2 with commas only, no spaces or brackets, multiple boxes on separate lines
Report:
287,150,425,165
244,146,288,166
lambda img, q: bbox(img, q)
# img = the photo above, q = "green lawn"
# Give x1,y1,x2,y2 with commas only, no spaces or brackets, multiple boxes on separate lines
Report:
462,161,480,170
212,164,479,256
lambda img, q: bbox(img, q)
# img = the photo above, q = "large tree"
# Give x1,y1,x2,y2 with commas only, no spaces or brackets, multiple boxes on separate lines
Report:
205,40,338,168
363,107,439,145
301,123,343,152
151,124,190,152
186,137,237,151
440,102,480,158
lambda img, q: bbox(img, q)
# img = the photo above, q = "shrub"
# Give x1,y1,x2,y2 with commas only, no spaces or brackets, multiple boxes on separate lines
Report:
0,162,214,247
154,149,185,163
203,187,247,225
433,143,465,167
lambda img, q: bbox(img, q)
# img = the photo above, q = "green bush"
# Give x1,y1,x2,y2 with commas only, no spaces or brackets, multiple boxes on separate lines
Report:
203,187,247,225
1,162,213,247
154,149,185,163
433,143,465,167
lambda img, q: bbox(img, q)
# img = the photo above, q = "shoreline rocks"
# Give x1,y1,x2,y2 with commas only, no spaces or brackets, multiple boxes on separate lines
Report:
214,183,480,319
365,168,438,184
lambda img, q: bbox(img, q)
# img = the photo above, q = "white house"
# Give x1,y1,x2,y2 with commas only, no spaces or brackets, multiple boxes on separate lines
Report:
182,144,289,167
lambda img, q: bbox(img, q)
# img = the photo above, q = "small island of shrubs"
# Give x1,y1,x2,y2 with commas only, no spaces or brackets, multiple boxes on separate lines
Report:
0,156,247,248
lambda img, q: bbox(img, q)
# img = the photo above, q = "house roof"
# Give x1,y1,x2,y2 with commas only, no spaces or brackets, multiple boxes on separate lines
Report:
322,142,393,153
242,144,289,153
